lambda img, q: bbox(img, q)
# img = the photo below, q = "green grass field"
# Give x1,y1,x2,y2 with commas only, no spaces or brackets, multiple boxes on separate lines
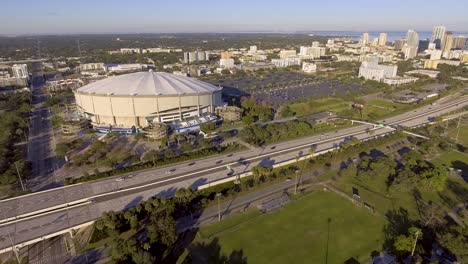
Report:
287,97,350,117
188,191,386,264
447,124,468,146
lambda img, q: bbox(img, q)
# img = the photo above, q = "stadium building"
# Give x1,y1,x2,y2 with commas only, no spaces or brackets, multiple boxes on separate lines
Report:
74,71,222,133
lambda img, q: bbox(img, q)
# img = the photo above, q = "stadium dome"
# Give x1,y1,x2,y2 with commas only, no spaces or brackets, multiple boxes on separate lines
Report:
74,71,222,130
76,71,221,96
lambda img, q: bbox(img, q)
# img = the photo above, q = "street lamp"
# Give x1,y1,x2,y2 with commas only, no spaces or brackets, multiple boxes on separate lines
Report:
14,161,26,192
216,193,222,222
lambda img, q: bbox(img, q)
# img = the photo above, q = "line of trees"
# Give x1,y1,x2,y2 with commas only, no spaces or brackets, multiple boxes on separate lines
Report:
0,93,31,188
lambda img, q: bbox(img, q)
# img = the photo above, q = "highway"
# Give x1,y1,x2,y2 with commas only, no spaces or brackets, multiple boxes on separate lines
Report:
0,93,467,252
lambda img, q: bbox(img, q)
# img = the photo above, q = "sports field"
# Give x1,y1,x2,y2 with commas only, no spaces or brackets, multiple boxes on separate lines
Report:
189,191,386,264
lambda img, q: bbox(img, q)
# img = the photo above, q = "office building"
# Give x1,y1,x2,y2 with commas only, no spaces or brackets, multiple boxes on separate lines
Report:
302,62,317,73
452,36,467,50
11,64,29,79
271,58,301,67
120,48,141,54
424,59,460,69
418,39,430,52
279,50,297,59
327,39,334,45
358,61,397,81
249,46,258,53
80,63,106,72
442,32,453,52
362,33,370,45
312,41,320,47
219,58,235,68
406,30,419,48
378,33,387,46
183,51,209,64
431,26,446,48
383,76,419,86
428,43,436,50
402,45,418,59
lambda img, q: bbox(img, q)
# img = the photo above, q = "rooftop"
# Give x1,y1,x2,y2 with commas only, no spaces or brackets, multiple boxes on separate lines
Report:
76,71,221,96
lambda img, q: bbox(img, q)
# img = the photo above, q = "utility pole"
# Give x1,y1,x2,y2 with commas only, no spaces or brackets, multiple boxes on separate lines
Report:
410,230,421,257
455,113,462,142
14,161,25,192
294,170,300,195
216,193,222,222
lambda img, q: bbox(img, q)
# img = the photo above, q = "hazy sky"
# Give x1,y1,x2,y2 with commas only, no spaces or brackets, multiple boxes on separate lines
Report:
2,0,467,34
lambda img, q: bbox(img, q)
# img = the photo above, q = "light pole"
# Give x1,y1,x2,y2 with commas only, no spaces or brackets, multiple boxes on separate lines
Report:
216,193,222,222
14,161,26,192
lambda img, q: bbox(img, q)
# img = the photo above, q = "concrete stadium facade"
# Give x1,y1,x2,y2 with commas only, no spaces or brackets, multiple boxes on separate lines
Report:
74,71,222,129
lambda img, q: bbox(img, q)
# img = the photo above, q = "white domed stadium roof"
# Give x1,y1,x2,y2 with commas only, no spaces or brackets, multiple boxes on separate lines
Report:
77,71,221,96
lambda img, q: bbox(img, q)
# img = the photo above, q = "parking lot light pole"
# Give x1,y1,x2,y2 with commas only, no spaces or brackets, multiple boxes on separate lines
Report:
216,193,222,222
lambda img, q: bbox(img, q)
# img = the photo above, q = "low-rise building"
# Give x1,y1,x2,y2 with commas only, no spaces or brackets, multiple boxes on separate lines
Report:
120,48,141,54
107,64,148,73
242,62,275,71
220,58,235,68
383,76,419,86
406,69,439,78
424,59,461,69
279,50,297,59
358,62,397,81
46,78,84,92
302,62,317,73
79,63,106,72
272,58,301,68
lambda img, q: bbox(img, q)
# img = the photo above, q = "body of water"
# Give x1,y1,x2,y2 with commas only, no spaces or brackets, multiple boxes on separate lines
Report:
309,31,468,42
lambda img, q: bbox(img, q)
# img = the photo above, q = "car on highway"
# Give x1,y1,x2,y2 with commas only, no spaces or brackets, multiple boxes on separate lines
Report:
165,169,176,174
116,177,125,182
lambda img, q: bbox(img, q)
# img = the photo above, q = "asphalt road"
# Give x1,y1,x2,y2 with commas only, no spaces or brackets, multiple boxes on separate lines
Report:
0,93,467,252
26,73,60,192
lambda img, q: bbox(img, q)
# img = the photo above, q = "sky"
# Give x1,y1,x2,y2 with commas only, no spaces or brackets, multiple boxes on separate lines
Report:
2,0,467,35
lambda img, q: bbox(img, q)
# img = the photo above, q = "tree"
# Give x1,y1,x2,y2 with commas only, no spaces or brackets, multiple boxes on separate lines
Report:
393,227,422,256
418,163,447,191
143,150,160,166
438,226,468,263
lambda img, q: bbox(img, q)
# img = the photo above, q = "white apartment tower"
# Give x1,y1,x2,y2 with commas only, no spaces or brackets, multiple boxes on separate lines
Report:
12,64,29,79
406,30,419,48
431,26,446,47
362,33,370,45
378,33,387,46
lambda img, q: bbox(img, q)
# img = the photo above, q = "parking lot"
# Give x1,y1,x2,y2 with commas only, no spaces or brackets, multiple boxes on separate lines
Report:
213,71,366,104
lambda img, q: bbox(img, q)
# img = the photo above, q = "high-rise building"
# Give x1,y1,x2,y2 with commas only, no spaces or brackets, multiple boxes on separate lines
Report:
394,39,407,50
431,26,446,48
442,33,454,52
452,36,467,50
249,46,258,53
378,33,387,46
362,33,370,45
312,41,320,47
11,64,28,79
406,30,419,48
402,45,418,59
183,51,209,63
418,39,430,52
279,50,297,59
